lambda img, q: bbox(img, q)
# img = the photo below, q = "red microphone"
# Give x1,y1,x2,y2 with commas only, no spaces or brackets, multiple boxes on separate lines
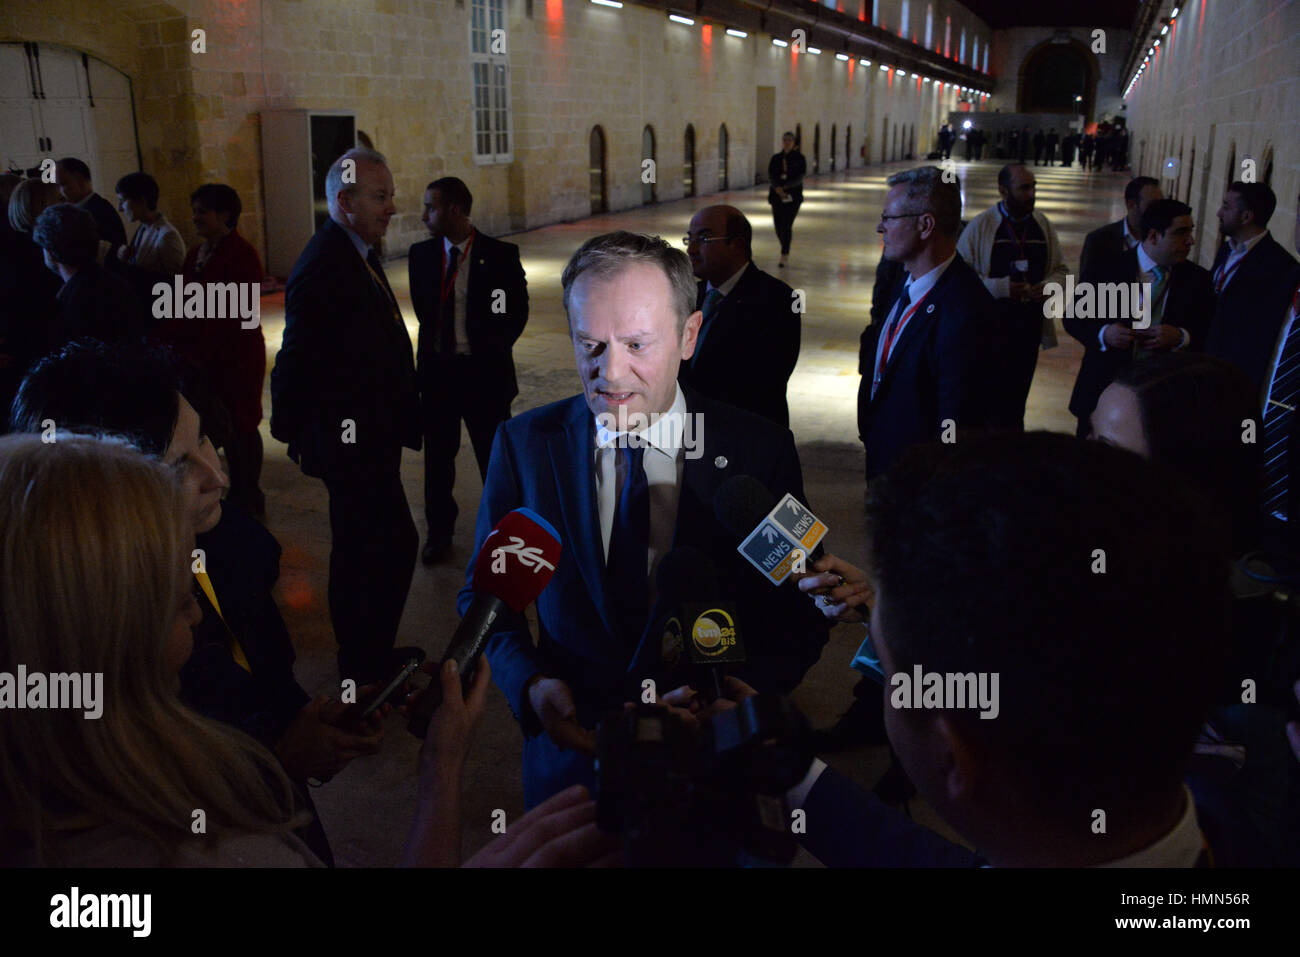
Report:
408,508,562,737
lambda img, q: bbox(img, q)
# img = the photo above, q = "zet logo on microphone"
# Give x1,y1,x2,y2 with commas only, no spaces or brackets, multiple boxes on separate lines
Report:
488,534,556,574
691,608,737,657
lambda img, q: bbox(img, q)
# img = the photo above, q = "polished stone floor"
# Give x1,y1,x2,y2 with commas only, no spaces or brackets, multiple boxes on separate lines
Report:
253,156,1131,865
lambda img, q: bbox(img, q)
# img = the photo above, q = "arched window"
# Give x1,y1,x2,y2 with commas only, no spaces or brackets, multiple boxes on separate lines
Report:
846,123,853,168
683,124,696,198
589,125,607,215
717,123,729,192
795,123,803,150
813,122,821,173
830,124,838,171
641,124,657,204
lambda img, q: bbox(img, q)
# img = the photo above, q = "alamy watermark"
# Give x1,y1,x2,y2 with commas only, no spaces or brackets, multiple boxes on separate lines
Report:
595,407,705,459
152,278,261,329
889,664,1000,719
0,666,103,719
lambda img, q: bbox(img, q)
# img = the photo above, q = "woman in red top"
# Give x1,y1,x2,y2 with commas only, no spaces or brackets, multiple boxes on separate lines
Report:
158,184,267,517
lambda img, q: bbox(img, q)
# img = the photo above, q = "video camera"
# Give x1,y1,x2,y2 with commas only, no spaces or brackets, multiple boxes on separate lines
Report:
594,694,815,867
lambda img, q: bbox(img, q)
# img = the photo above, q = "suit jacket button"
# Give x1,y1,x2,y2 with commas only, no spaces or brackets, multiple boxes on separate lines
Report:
714,456,728,469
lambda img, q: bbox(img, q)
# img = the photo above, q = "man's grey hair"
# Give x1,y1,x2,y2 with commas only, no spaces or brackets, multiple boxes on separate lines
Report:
325,147,388,215
886,166,962,237
561,231,697,335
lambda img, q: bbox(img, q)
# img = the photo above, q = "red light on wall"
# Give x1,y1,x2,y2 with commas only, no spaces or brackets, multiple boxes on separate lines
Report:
546,0,563,22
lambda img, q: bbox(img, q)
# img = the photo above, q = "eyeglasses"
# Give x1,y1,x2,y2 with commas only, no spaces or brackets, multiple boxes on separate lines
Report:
682,234,731,247
879,212,927,222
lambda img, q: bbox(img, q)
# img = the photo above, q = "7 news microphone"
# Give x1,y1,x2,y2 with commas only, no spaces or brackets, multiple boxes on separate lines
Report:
407,507,562,738
713,474,870,619
649,547,746,703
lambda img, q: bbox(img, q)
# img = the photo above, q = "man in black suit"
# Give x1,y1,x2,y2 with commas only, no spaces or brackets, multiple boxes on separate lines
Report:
271,147,422,684
1079,176,1162,278
678,205,799,427
1043,129,1060,166
1206,182,1300,392
858,166,994,479
32,203,146,347
54,157,127,249
409,177,529,564
722,434,1233,866
1065,199,1215,435
1031,129,1045,166
465,230,830,805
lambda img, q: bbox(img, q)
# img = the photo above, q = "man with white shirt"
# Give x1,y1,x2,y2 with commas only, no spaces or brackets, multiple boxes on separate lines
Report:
270,148,422,684
858,166,996,479
464,230,830,807
409,177,529,564
1064,198,1215,436
1206,182,1300,392
720,433,1236,866
1079,176,1162,278
678,205,800,427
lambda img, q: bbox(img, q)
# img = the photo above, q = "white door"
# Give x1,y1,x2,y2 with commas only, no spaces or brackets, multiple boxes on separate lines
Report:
0,44,42,172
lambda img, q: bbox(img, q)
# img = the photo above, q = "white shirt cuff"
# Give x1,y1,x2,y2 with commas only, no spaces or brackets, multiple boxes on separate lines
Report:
786,757,829,809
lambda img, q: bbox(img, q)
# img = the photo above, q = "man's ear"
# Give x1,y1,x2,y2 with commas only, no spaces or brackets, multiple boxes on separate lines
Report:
681,309,703,360
933,713,981,806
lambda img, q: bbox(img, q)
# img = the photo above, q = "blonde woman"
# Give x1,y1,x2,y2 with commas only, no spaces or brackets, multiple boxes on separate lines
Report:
0,434,319,866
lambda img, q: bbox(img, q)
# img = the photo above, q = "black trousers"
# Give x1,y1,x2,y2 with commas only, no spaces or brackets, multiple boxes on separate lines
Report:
770,199,802,255
998,305,1044,431
323,447,417,682
422,353,513,540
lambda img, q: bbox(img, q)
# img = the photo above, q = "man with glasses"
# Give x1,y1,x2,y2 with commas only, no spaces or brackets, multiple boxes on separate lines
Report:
858,167,995,479
677,205,800,427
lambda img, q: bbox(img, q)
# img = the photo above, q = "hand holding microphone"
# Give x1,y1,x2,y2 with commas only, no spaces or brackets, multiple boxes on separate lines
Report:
407,507,562,738
798,553,872,623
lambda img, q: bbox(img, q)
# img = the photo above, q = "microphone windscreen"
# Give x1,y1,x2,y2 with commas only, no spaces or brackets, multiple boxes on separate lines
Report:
714,474,777,539
470,507,563,612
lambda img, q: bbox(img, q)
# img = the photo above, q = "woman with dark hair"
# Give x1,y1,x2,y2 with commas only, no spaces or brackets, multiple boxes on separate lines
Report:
154,183,268,517
767,131,806,268
115,171,185,276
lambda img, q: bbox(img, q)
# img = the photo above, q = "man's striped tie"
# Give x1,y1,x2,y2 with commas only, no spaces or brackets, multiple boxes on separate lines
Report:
1261,286,1300,519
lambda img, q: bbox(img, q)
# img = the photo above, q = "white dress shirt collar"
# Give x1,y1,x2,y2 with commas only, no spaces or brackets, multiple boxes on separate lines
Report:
707,261,750,298
1122,217,1140,249
902,252,956,304
1136,242,1161,276
1095,786,1204,868
1227,229,1268,257
595,383,688,456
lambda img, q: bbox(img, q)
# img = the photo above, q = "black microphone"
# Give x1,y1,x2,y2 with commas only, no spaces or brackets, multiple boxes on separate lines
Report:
407,507,563,738
714,474,868,618
648,548,746,703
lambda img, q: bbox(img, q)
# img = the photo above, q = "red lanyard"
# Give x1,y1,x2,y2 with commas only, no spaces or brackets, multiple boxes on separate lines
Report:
999,206,1030,262
876,291,929,380
1214,251,1245,294
441,232,474,302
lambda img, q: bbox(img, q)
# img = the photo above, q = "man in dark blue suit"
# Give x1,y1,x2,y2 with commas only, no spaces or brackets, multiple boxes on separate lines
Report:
462,231,831,807
409,177,529,564
1064,199,1214,436
857,166,995,480
271,148,422,684
1206,182,1300,393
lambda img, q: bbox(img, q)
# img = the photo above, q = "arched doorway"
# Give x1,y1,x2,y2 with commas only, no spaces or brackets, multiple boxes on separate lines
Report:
641,124,656,204
0,43,138,190
1017,38,1099,124
589,125,607,214
830,124,838,171
717,123,729,192
881,116,889,163
813,122,821,173
846,124,852,169
683,124,695,198
795,123,802,150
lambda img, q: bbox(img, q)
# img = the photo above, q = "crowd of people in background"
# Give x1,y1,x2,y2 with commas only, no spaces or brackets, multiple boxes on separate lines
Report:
2,138,1299,869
